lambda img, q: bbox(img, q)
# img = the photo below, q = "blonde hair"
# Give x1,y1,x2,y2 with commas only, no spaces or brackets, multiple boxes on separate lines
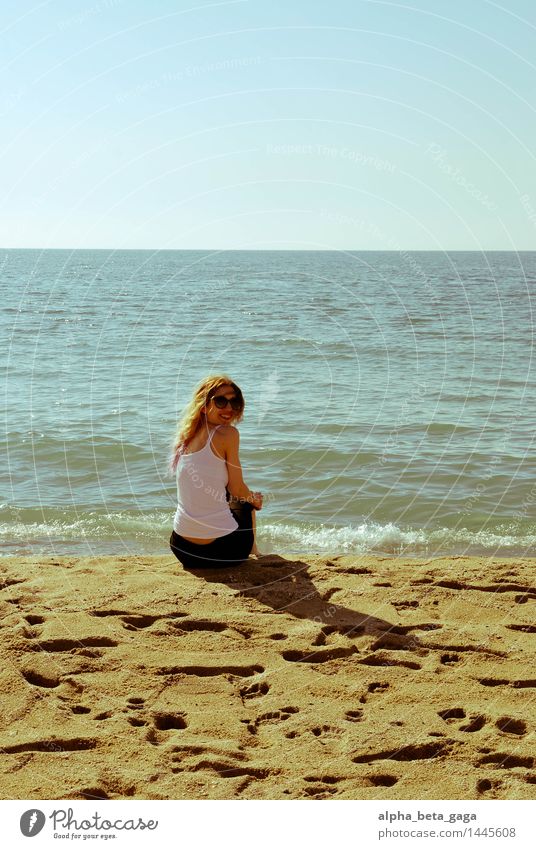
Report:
169,374,245,474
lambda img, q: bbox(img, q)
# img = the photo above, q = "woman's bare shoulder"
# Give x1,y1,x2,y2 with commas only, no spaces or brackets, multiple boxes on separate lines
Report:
211,425,237,461
215,424,238,440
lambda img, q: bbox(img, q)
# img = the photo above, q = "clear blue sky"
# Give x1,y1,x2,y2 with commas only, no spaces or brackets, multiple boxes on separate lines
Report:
2,0,536,249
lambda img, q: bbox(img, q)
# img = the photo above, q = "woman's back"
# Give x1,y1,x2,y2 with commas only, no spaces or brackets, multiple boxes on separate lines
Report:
181,425,226,460
173,425,239,540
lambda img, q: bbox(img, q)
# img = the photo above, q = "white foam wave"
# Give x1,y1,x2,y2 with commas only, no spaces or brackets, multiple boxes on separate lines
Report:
262,521,536,557
1,513,535,557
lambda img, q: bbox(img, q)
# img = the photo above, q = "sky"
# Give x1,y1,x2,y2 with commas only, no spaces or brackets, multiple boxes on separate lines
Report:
1,0,536,250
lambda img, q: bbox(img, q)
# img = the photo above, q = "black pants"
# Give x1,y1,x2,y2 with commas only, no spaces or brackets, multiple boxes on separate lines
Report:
170,502,254,570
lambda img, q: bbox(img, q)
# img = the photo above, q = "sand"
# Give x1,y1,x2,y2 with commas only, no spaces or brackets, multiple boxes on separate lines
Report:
0,552,534,801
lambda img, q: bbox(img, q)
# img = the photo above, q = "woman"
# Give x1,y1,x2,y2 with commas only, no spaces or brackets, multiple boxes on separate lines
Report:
169,375,263,569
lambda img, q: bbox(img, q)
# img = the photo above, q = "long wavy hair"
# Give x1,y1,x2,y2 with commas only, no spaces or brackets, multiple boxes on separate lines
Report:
169,374,245,474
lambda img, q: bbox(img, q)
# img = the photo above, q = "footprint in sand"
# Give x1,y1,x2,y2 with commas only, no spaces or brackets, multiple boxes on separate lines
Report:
121,614,160,630
437,708,486,733
24,614,45,626
476,777,503,795
368,681,390,694
392,600,419,611
151,712,188,731
459,715,487,733
247,706,299,735
479,677,536,689
435,579,536,596
438,708,466,721
477,752,534,769
21,668,61,689
168,745,270,782
21,615,44,640
514,593,536,604
358,681,390,705
368,774,399,787
143,711,188,744
495,717,527,736
90,609,188,630
240,681,270,700
352,740,449,764
93,711,112,721
74,787,111,800
337,567,372,575
345,709,364,723
155,663,264,678
281,646,357,664
440,653,460,665
311,724,343,739
37,637,118,652
3,736,97,755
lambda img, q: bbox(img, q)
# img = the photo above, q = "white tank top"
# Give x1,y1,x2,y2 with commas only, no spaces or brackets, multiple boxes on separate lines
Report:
173,425,239,539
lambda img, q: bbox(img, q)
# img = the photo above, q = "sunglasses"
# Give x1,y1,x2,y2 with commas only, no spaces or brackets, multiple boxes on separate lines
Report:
210,395,242,411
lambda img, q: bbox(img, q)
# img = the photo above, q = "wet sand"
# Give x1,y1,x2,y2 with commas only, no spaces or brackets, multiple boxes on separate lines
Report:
0,552,535,800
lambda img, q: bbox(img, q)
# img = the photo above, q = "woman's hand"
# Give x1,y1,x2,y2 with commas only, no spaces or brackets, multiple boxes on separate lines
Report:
250,491,263,510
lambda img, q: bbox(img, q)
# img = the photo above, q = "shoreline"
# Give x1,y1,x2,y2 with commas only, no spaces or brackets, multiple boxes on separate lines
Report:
1,553,534,800
1,547,534,560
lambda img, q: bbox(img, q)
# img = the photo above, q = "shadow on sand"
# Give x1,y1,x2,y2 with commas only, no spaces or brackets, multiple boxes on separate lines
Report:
181,553,422,651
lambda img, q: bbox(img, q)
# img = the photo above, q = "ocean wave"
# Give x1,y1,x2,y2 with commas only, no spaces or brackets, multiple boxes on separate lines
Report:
2,510,534,558
262,520,536,557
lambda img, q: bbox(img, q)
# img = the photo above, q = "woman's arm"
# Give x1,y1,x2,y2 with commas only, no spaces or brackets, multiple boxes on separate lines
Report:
223,426,263,508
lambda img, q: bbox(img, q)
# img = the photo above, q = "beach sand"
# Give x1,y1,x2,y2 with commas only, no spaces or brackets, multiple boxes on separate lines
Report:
1,552,534,801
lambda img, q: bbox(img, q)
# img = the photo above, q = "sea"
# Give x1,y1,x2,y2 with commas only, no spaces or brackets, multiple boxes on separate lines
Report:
1,249,535,558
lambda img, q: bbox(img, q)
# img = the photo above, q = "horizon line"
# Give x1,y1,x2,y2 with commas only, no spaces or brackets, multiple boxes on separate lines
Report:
2,247,535,253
